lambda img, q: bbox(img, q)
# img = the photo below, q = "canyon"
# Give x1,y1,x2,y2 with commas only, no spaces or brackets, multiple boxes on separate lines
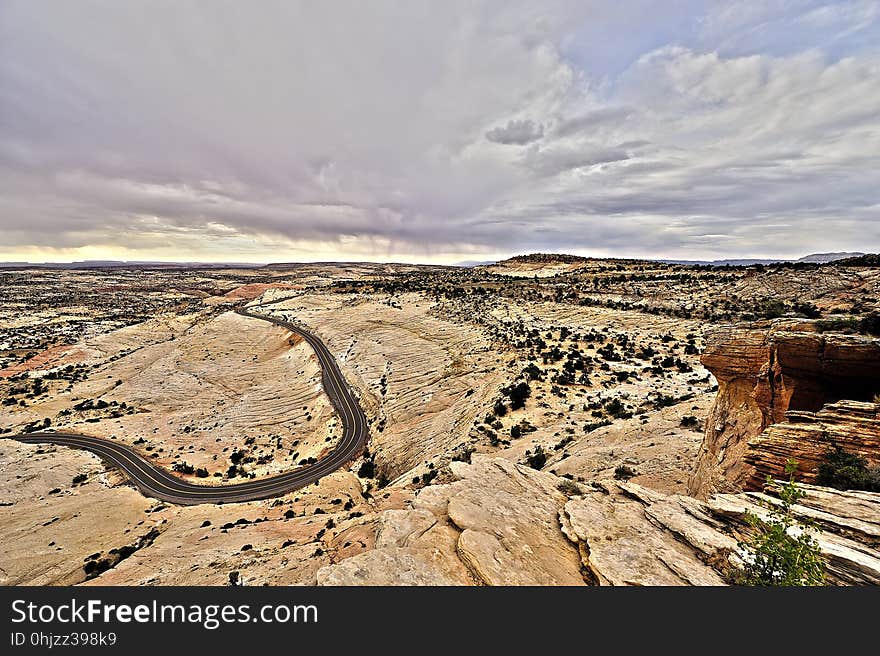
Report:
1,256,879,586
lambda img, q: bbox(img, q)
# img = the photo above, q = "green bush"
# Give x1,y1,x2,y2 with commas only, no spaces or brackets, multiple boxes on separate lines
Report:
732,461,825,586
815,446,879,491
757,299,787,319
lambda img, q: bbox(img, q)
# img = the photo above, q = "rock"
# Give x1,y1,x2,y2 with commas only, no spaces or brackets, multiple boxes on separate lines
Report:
375,509,437,548
744,401,880,490
690,321,880,497
445,458,584,585
562,482,731,586
317,545,469,586
707,484,880,585
318,456,585,585
560,479,880,586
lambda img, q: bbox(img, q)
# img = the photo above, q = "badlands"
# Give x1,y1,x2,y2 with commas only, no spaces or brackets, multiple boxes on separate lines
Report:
1,254,879,585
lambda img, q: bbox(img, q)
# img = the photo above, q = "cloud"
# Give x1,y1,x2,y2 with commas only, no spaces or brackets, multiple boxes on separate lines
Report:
552,107,634,138
0,1,878,262
486,119,545,145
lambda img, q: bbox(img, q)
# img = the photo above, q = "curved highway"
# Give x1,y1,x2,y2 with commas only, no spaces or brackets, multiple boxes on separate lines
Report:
7,300,369,505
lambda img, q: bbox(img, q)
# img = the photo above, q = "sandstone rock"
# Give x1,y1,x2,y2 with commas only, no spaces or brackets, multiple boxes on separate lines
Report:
744,401,880,490
560,479,880,586
562,482,731,585
707,485,880,585
445,458,585,585
317,548,468,586
318,456,585,586
690,322,880,497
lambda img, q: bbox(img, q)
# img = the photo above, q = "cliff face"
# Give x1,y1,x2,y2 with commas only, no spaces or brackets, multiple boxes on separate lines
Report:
689,321,880,497
745,401,880,489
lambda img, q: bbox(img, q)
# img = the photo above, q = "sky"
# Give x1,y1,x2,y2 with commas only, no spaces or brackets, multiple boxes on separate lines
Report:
1,0,879,264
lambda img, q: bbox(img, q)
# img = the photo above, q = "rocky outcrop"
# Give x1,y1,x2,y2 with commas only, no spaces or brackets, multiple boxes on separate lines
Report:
318,456,586,585
689,321,880,497
318,456,880,586
561,482,732,585
744,401,880,490
562,480,880,585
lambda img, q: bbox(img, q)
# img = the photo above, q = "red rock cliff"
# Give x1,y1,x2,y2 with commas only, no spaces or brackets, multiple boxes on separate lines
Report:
688,320,880,497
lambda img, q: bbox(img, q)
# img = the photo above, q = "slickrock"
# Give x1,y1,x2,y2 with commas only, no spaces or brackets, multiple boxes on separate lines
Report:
318,456,586,586
708,485,880,585
263,293,509,479
561,482,732,585
445,458,585,585
744,401,880,490
690,322,880,497
560,479,880,586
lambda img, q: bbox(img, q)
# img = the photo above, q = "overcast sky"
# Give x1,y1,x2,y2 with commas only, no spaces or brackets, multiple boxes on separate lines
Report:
1,1,879,263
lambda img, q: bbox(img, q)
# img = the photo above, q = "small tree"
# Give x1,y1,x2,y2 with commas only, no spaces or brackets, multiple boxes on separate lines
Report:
733,460,825,586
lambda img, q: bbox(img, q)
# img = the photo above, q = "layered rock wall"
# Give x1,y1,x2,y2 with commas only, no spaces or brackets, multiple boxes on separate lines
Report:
744,401,880,489
689,321,880,497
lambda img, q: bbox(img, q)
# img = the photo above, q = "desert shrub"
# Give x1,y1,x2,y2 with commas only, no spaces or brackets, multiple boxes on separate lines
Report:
868,466,880,491
583,419,612,433
613,464,636,480
732,461,825,586
861,312,880,336
680,415,699,428
357,459,375,478
815,446,878,491
757,299,787,319
173,462,195,475
503,381,532,410
71,473,88,486
522,363,545,380
451,446,474,463
604,398,632,419
525,446,546,470
556,479,582,496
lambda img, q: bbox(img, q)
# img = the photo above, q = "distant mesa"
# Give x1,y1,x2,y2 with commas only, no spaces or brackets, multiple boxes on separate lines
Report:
502,253,590,265
492,251,869,269
796,251,866,263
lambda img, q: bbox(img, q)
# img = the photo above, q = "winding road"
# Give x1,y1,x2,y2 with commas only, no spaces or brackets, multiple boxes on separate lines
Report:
7,301,369,505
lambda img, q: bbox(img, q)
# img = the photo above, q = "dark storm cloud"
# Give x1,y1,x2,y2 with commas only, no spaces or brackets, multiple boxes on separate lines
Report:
0,1,878,262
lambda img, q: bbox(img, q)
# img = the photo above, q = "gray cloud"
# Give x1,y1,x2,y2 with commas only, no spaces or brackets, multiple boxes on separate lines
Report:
0,1,878,262
486,119,545,145
552,107,634,138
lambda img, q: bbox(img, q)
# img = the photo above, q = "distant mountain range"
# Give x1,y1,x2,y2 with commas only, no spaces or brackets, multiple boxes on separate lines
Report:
0,260,261,269
453,260,497,267
660,252,865,266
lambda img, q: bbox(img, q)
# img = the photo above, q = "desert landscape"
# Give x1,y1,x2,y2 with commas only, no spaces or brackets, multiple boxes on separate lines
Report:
2,254,878,586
